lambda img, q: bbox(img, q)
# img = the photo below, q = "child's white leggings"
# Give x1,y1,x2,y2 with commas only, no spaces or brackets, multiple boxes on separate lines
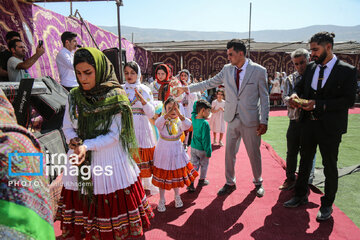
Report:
159,188,180,202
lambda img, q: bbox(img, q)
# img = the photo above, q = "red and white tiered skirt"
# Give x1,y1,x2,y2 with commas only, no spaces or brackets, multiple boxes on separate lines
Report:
56,145,154,239
132,147,155,178
152,136,198,190
56,177,154,239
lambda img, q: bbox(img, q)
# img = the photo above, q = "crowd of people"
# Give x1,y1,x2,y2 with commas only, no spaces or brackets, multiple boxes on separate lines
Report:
0,31,358,239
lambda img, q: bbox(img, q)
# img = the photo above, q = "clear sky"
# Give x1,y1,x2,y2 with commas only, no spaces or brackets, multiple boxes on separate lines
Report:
39,0,359,32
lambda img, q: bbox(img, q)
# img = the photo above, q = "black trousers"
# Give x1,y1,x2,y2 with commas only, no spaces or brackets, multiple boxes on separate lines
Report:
286,120,302,181
294,119,342,207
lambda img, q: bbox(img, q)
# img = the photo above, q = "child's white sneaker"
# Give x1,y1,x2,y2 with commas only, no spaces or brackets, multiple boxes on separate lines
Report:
219,141,224,146
157,200,166,212
174,196,183,208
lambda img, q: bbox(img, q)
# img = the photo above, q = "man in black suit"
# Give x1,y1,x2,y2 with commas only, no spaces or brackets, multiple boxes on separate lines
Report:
283,32,357,221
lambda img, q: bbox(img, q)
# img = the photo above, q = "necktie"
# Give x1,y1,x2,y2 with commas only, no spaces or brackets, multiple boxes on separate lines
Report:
235,68,242,91
317,65,327,90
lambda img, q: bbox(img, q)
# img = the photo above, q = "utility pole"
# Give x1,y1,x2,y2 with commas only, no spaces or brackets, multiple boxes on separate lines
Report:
248,2,252,58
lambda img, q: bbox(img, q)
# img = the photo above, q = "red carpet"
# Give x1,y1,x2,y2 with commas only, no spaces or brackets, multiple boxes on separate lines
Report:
54,108,360,239
132,140,360,240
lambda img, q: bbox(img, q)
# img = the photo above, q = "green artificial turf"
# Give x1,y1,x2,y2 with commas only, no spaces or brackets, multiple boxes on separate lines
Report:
263,113,360,227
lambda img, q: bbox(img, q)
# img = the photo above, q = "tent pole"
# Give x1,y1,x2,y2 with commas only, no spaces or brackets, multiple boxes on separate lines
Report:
70,2,73,16
116,0,124,83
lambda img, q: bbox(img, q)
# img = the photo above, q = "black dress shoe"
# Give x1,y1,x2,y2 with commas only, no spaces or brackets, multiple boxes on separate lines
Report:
283,196,308,208
316,206,333,221
255,185,265,198
217,184,236,196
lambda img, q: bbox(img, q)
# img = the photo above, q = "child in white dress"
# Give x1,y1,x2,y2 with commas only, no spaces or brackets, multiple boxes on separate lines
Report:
209,89,226,146
123,61,158,194
178,69,200,147
271,72,282,106
152,97,198,212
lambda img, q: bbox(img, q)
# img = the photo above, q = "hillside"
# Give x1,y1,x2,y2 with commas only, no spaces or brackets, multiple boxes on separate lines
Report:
99,25,360,43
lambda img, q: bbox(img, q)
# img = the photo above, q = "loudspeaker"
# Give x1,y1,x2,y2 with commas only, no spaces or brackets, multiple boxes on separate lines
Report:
12,78,35,127
34,129,67,183
103,48,126,83
31,76,68,133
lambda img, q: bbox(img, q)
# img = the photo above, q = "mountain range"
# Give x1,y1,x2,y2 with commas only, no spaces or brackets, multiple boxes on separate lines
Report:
100,25,360,43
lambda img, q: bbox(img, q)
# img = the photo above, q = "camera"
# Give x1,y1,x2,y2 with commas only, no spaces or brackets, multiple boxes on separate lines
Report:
38,40,43,47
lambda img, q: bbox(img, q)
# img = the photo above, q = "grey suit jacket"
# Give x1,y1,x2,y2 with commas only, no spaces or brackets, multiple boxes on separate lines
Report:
189,60,269,127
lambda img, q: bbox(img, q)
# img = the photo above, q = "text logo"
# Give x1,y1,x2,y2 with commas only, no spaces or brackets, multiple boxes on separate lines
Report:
8,151,43,176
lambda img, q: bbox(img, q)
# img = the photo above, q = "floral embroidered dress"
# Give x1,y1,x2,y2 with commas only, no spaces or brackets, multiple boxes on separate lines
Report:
122,63,156,178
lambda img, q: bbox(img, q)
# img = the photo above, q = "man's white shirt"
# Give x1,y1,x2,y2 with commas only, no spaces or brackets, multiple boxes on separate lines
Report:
56,47,78,88
311,54,337,90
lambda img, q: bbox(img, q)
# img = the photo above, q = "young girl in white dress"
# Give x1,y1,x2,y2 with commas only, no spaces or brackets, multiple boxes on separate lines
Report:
209,89,226,146
270,72,282,106
152,97,198,212
123,61,158,194
178,69,200,147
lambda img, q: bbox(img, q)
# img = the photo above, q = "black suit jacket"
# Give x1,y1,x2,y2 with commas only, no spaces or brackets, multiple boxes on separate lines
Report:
295,59,357,135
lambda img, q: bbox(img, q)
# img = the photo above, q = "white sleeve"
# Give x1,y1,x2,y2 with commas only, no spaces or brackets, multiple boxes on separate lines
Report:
179,117,192,132
179,103,186,116
56,51,74,71
62,101,78,144
141,87,155,118
83,114,122,151
155,115,166,129
212,100,217,108
143,102,155,118
188,92,198,102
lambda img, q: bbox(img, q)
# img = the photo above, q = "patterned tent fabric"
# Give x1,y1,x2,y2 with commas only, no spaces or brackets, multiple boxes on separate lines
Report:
0,0,134,82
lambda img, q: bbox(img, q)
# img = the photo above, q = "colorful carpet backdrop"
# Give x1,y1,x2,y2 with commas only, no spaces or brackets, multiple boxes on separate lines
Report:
0,0,135,82
134,48,360,80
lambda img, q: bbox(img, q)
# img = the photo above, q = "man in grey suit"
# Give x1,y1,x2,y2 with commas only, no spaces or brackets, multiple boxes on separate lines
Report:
175,39,269,197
